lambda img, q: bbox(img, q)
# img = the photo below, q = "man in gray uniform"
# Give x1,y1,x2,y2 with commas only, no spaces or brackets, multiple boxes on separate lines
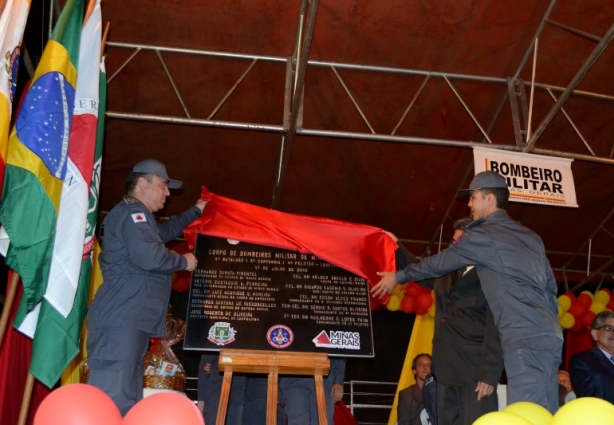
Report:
87,159,206,415
420,217,503,425
372,171,562,414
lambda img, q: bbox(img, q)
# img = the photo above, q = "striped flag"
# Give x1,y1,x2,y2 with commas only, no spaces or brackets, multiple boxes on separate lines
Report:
45,0,102,318
0,0,31,198
0,0,84,312
0,0,85,387
63,54,107,386
61,238,105,385
28,0,103,388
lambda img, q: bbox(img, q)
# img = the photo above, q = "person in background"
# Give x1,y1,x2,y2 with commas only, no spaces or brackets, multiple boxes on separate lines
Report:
569,311,614,404
243,376,269,425
278,358,346,425
373,171,562,413
198,354,247,425
325,358,346,424
397,353,432,425
86,159,206,415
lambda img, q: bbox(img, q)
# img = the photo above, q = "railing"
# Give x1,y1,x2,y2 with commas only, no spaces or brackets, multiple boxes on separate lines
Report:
184,375,199,400
347,380,397,425
184,375,398,425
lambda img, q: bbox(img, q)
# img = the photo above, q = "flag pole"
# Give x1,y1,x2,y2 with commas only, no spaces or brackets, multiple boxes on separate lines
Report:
83,0,95,24
101,21,110,56
0,272,20,348
17,373,35,425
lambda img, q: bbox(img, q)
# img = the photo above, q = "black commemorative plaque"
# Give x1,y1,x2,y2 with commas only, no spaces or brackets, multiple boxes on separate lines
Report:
183,234,374,357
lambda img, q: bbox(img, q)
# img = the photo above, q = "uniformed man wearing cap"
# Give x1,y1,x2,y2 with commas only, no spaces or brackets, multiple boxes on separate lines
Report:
86,159,207,415
372,170,563,414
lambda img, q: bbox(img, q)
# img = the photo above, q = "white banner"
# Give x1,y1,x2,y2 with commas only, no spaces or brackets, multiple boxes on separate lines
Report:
472,147,578,208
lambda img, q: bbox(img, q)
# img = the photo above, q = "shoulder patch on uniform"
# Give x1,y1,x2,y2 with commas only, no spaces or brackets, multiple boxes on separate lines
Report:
131,213,147,223
452,233,463,245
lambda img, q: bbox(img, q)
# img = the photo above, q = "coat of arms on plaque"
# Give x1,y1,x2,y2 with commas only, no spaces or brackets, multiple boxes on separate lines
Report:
207,322,237,346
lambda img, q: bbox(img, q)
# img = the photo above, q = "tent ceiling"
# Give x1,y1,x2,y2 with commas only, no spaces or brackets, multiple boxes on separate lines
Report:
98,0,614,291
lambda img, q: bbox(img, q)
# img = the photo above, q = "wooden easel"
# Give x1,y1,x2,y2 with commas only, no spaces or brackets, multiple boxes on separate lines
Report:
216,349,330,425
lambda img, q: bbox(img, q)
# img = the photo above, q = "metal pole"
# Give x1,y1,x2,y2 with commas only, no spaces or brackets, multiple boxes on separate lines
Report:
443,75,493,144
524,22,614,152
105,41,614,103
332,65,375,134
587,239,592,276
106,110,614,166
271,0,320,209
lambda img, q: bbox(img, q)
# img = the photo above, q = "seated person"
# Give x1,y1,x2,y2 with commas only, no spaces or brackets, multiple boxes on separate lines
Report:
397,353,432,425
569,311,614,404
557,370,573,406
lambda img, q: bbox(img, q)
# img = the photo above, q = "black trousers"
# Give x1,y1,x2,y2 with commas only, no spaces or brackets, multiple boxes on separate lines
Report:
436,382,498,425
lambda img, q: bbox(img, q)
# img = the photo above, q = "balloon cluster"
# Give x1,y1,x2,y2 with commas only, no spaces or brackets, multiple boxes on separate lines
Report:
34,384,204,425
385,282,435,316
558,289,614,331
473,398,614,425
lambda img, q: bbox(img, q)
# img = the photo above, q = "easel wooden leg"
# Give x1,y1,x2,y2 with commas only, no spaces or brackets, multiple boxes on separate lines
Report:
266,372,278,425
216,371,233,425
314,374,328,425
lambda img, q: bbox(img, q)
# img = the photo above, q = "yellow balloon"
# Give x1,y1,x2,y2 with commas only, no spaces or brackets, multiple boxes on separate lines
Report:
557,295,572,311
504,401,552,425
558,304,565,318
594,290,611,305
551,397,614,425
473,411,532,425
580,290,594,300
386,294,401,311
559,312,575,329
589,301,607,315
392,284,404,296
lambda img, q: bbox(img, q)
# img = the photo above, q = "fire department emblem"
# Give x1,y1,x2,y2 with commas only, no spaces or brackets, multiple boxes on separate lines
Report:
266,325,294,349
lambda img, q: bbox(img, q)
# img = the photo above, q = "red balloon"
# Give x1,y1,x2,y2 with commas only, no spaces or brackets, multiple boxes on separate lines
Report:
419,285,432,294
401,295,417,313
607,297,614,311
172,270,192,292
563,291,577,303
123,392,204,425
567,302,586,318
34,384,121,425
415,305,429,316
417,293,433,311
581,310,596,327
405,283,423,298
577,293,593,308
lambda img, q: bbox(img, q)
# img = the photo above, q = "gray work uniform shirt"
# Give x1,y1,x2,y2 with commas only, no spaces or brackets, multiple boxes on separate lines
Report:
395,210,562,346
87,195,201,336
